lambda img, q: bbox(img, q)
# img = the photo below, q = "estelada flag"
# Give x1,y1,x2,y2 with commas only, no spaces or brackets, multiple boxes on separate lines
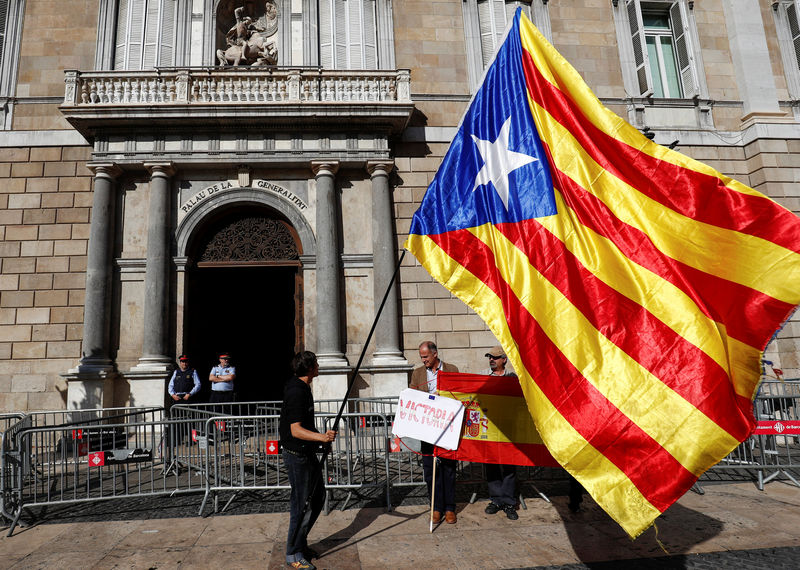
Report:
435,372,558,467
404,9,800,538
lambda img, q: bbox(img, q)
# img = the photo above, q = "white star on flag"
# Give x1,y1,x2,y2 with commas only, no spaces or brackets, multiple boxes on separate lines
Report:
471,117,538,210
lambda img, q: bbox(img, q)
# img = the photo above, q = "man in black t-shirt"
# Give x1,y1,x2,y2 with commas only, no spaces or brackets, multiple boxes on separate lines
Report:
279,351,336,570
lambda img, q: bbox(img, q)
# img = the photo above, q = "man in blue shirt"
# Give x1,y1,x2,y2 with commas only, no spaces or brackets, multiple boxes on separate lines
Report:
209,352,236,404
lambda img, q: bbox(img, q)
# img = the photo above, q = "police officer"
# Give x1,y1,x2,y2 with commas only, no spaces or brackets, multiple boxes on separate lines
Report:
168,354,201,402
209,352,236,404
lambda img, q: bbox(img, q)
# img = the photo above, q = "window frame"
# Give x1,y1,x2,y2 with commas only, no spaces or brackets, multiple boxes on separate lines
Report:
642,10,682,98
96,0,190,71
462,0,551,91
615,0,706,100
774,0,800,99
312,0,394,69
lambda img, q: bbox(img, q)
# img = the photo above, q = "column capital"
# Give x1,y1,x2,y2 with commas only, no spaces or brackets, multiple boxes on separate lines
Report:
311,161,340,177
144,161,176,177
366,161,394,177
87,162,122,179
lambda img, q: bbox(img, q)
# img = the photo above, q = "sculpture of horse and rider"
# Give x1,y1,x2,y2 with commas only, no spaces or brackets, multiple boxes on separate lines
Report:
216,3,279,66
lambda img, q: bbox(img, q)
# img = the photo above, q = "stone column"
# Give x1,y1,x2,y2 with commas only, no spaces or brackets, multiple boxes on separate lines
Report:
64,162,121,410
134,162,175,369
366,162,410,396
312,162,346,363
129,163,176,407
722,0,785,123
311,161,348,399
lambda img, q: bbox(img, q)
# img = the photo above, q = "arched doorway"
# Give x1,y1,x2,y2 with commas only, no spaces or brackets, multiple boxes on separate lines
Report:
184,208,303,402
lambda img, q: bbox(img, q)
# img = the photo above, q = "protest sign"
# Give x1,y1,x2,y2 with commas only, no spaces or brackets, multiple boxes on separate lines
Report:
392,388,465,450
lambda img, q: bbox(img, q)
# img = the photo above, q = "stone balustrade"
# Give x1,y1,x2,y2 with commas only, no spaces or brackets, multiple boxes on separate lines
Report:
63,68,412,106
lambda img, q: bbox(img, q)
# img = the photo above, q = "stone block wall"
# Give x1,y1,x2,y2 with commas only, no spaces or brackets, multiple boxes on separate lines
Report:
0,146,93,410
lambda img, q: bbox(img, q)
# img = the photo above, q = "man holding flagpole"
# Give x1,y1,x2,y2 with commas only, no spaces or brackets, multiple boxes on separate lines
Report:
409,340,459,524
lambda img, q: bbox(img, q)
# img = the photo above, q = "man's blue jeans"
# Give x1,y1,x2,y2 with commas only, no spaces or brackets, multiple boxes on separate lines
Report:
284,450,325,563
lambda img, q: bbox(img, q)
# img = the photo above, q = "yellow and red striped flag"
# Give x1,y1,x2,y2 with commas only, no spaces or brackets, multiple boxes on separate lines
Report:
404,10,800,537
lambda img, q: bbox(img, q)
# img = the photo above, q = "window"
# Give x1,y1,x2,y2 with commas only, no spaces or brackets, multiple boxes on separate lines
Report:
774,0,800,98
0,0,24,98
114,0,178,69
463,0,551,90
623,0,699,98
319,0,377,69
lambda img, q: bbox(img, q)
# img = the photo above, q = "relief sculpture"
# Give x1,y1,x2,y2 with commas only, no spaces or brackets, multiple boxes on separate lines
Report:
216,1,279,66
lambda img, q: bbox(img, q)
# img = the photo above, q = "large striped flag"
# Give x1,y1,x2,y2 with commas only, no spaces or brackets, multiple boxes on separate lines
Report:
404,9,800,538
435,371,559,467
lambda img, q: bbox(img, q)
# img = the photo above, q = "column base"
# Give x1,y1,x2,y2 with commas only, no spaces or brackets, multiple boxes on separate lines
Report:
313,369,349,402
125,369,172,409
130,357,173,374
366,358,413,398
62,369,116,411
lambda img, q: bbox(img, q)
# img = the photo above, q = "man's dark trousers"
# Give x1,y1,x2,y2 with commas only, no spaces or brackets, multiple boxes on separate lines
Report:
421,442,456,512
284,449,324,562
486,463,516,506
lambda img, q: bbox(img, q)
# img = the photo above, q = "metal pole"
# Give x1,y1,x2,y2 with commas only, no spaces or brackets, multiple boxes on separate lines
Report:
289,249,406,547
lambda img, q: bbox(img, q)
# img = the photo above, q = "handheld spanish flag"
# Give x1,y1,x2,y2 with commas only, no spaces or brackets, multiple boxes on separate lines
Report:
436,372,558,467
404,9,800,538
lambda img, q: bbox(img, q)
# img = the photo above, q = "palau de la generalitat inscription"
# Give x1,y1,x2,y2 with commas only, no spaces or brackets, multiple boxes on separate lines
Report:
179,180,308,215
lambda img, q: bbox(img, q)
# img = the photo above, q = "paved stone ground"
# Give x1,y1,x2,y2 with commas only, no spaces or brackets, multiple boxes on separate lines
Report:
2,478,800,569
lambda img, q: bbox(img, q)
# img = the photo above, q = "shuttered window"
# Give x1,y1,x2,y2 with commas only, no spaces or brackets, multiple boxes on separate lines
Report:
626,0,698,98
0,0,8,71
319,0,378,69
477,0,530,67
114,0,177,70
789,1,800,73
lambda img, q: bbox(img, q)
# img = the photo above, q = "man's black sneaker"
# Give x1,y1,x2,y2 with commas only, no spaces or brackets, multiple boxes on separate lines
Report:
485,502,501,514
503,504,519,520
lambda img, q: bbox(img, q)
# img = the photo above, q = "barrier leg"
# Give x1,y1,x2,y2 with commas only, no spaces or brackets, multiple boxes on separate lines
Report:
6,508,23,537
528,482,550,503
690,482,705,495
198,490,211,516
781,470,800,488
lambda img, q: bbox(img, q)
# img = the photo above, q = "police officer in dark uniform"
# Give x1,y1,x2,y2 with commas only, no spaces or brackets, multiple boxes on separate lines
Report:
168,354,201,403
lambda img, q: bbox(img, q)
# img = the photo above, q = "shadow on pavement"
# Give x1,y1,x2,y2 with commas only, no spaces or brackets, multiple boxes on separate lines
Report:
554,496,723,569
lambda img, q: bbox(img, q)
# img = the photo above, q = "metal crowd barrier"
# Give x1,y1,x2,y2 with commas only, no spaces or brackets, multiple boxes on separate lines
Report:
0,406,191,535
701,379,800,490
1,385,796,535
196,409,395,516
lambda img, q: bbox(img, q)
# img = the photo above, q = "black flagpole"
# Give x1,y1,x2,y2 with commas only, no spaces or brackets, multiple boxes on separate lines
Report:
288,249,406,548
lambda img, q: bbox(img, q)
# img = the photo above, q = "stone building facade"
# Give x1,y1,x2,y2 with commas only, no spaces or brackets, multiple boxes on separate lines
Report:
0,0,798,411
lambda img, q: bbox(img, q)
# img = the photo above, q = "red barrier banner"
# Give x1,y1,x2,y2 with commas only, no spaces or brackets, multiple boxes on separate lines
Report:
88,451,105,467
265,440,279,455
753,420,800,435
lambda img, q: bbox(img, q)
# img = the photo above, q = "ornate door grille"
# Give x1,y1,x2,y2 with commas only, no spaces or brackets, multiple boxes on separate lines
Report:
197,215,300,266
